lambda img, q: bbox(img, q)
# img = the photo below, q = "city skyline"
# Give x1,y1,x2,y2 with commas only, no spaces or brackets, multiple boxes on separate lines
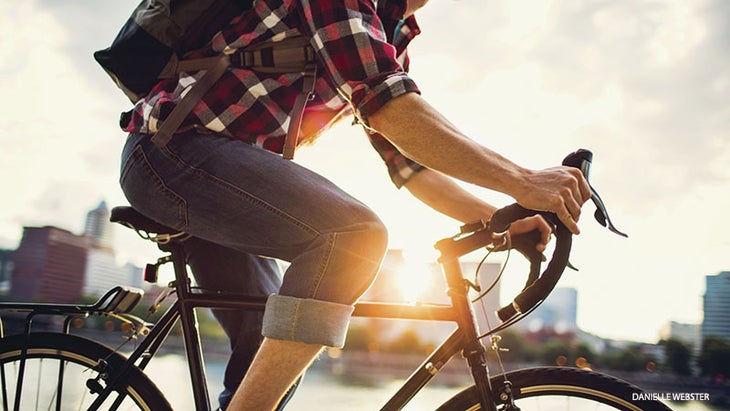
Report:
2,201,724,348
1,1,729,343
5,201,139,303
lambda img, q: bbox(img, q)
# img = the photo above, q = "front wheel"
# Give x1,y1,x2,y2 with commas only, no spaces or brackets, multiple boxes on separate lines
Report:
437,367,671,411
0,332,171,411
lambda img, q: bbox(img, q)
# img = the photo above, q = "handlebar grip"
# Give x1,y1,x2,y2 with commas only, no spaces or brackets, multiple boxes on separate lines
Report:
487,204,541,234
487,202,572,323
497,222,572,322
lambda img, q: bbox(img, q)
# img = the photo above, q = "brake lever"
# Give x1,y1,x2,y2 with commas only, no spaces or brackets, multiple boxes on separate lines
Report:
562,149,628,238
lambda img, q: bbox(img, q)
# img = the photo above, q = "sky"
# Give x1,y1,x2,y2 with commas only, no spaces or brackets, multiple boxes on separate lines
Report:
0,0,728,344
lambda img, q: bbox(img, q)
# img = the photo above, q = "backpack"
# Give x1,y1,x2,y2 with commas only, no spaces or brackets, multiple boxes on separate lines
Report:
95,0,316,159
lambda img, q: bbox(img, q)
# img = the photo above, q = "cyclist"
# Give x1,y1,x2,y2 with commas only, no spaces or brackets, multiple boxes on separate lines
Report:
118,0,591,409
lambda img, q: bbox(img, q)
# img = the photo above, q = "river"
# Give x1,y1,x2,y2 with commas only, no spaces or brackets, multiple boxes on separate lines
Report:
142,354,726,411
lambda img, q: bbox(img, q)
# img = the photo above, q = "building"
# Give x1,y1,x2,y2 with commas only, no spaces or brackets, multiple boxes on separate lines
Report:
82,201,132,297
84,200,114,251
10,226,89,303
8,201,143,303
83,248,135,297
702,271,730,342
516,287,578,338
659,321,701,348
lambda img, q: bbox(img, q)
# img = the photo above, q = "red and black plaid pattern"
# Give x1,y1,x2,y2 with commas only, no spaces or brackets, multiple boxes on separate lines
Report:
123,0,424,187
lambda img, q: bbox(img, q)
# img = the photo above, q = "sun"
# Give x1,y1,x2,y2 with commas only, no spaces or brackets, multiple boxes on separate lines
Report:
394,256,432,304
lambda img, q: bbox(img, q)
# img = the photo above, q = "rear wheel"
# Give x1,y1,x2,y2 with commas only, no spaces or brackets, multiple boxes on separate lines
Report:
437,367,671,410
0,332,171,411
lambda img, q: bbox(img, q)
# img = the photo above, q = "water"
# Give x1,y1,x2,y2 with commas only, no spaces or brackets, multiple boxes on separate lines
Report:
143,354,461,410
142,354,725,411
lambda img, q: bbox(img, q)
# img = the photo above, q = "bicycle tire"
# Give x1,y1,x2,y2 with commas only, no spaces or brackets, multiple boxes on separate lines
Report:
0,332,172,411
437,366,671,411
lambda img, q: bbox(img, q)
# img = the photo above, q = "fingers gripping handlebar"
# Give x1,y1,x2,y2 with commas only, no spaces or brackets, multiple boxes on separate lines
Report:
487,149,627,323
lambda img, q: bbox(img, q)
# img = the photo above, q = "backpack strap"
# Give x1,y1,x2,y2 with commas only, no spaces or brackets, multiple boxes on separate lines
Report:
151,53,231,148
150,37,316,160
283,64,317,160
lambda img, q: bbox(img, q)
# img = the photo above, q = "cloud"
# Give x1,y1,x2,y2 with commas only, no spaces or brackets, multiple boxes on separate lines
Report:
0,0,727,342
526,0,730,198
0,1,133,247
399,0,730,341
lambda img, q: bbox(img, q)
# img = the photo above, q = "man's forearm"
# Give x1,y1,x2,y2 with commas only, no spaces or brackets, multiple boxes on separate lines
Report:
367,92,530,201
367,91,591,235
403,168,496,223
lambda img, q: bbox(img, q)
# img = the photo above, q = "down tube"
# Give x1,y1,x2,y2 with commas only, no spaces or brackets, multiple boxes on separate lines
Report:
380,329,464,411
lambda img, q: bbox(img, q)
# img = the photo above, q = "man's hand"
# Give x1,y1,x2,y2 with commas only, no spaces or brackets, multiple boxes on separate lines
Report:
507,215,553,252
512,166,592,235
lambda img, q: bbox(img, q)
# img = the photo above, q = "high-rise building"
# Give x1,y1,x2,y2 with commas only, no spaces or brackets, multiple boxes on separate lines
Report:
517,287,578,335
83,248,133,297
84,200,114,251
10,226,89,303
702,271,730,342
82,201,134,297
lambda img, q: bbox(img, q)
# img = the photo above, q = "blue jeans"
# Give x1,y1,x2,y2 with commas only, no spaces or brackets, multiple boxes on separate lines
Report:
119,131,388,407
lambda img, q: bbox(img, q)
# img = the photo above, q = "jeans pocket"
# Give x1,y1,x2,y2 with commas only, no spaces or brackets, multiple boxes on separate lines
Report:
120,145,188,230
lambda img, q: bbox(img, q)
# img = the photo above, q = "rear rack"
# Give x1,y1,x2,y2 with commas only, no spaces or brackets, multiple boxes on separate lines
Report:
0,286,147,338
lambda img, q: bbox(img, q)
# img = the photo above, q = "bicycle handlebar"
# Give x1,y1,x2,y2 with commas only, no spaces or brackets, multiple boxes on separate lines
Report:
459,149,625,324
486,150,592,322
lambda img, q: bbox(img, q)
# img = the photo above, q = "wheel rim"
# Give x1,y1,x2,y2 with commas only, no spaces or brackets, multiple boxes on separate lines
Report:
518,384,642,410
1,348,151,411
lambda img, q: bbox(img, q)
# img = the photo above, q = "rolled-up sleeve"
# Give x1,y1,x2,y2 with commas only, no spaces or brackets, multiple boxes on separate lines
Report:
368,132,425,188
298,0,420,122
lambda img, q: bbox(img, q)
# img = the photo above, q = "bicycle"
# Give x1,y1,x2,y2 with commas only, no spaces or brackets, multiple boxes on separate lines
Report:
0,149,670,411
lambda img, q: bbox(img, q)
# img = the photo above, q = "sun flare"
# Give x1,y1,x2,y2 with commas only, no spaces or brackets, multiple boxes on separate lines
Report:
395,259,432,304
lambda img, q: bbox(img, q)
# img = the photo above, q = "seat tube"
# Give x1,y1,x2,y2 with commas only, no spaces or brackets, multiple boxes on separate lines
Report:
439,254,497,411
169,243,212,411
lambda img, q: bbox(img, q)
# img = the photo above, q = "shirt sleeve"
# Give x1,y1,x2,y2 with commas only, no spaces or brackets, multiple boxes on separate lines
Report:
368,132,425,188
297,0,420,123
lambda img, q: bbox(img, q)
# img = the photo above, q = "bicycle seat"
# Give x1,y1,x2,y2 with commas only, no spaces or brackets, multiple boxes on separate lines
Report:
110,206,180,235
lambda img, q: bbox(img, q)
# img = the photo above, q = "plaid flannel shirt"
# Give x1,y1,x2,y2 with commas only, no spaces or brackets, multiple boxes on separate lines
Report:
123,0,425,187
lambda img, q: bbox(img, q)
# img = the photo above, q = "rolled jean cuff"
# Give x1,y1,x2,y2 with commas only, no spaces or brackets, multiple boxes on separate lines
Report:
262,295,354,348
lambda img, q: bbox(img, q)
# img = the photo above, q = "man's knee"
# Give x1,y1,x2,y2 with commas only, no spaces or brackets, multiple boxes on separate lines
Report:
358,217,389,261
335,216,389,301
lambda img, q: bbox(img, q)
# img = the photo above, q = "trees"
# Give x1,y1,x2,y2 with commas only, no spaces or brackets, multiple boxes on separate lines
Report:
662,338,692,376
601,344,656,372
343,325,730,379
698,336,730,378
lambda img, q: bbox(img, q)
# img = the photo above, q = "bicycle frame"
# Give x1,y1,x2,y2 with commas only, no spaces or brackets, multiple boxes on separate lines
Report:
1,150,630,411
0,227,502,411
85,225,501,411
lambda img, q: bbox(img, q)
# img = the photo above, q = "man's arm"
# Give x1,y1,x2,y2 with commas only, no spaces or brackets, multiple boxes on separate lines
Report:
403,168,552,251
367,92,591,234
403,168,496,222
